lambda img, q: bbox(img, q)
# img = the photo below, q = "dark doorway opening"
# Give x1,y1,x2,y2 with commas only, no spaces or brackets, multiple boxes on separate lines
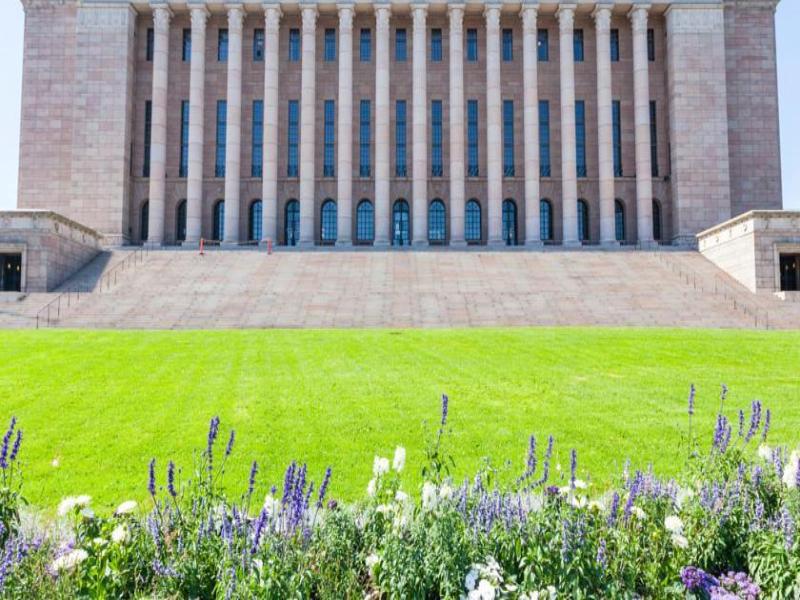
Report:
780,254,800,292
1,255,22,292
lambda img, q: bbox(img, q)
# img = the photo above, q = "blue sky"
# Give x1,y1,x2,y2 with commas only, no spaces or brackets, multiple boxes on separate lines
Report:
0,2,797,211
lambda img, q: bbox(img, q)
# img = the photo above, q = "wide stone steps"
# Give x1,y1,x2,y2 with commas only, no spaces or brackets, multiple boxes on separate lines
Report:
31,249,800,330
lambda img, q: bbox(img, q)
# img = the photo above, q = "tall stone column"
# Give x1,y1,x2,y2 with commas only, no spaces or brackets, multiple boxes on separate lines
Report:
185,6,208,246
630,5,654,245
448,4,466,247
558,4,579,246
336,4,354,246
594,4,616,245
521,4,541,246
146,5,171,246
374,4,391,247
299,5,318,246
485,4,503,245
223,4,244,244
261,5,282,244
411,3,428,246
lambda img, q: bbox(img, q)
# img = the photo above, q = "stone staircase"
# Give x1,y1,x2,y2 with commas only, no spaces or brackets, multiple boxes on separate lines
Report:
25,248,800,330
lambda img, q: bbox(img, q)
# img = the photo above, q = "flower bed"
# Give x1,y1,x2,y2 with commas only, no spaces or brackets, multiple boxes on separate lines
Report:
0,387,797,598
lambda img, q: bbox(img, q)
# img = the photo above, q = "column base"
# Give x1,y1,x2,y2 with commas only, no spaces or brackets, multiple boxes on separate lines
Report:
374,239,391,248
221,240,241,248
449,239,468,248
524,240,544,248
487,239,507,249
335,240,353,248
562,240,583,248
412,240,429,248
297,240,315,249
181,239,201,249
600,240,620,248
637,239,659,250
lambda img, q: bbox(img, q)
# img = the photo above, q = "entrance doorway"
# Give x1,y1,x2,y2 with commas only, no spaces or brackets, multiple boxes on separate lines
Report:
780,254,800,292
0,255,22,292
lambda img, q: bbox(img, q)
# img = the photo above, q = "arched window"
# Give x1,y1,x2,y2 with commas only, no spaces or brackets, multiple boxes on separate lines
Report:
356,200,374,243
577,199,589,242
285,199,300,246
392,199,410,246
140,201,149,243
249,200,263,242
540,199,553,241
652,199,662,241
213,200,225,241
465,199,482,244
176,200,187,243
321,199,337,244
614,199,625,242
428,199,446,244
502,199,517,246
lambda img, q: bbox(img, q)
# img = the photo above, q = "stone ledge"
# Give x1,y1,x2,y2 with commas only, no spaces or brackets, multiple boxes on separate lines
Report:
697,210,800,242
0,210,103,243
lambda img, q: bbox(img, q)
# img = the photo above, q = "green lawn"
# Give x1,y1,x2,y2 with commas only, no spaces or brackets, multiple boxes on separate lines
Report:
0,328,798,512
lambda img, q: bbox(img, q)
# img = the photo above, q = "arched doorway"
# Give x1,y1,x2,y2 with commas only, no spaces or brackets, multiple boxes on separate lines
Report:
577,199,589,242
465,199,482,244
285,199,300,246
212,200,225,241
356,199,374,244
540,199,553,241
176,200,187,243
392,200,410,246
140,201,149,243
614,199,625,242
652,199,662,242
320,199,337,244
502,199,517,246
249,200,263,242
428,199,446,244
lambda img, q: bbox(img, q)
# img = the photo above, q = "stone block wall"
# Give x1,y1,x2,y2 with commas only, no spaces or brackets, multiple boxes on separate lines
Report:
0,210,102,292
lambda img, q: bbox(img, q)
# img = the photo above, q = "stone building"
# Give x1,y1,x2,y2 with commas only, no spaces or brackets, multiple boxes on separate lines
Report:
17,0,782,248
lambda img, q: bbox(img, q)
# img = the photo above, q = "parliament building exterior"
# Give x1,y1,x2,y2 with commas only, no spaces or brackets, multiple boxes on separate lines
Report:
17,0,782,248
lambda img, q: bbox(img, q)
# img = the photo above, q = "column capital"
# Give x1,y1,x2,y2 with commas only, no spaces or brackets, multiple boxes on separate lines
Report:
264,4,282,30
520,5,538,30
447,3,465,17
628,4,650,28
301,4,318,30
484,3,501,28
557,4,576,29
411,3,428,22
337,3,354,30
225,4,245,30
592,4,613,29
189,4,210,25
151,4,172,28
375,4,391,28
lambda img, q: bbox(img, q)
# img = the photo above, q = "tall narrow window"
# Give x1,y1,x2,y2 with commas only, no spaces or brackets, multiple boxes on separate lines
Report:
573,29,584,62
431,100,443,177
431,28,442,62
610,29,619,62
143,101,152,178
323,99,335,177
360,28,371,62
179,100,190,178
612,100,622,177
321,200,337,243
467,100,479,177
218,29,228,62
647,28,655,62
615,199,625,242
396,100,407,177
357,200,374,243
213,200,225,241
287,100,299,177
146,28,154,62
466,28,478,62
215,100,227,178
253,29,265,62
540,199,553,241
249,200,263,241
577,199,589,241
182,29,191,62
650,101,659,177
502,29,513,62
537,29,549,62
324,28,336,61
652,200,662,241
289,29,300,61
503,100,515,177
575,100,586,178
465,200,481,243
252,100,264,178
429,199,446,243
360,99,371,177
395,29,407,61
539,100,550,177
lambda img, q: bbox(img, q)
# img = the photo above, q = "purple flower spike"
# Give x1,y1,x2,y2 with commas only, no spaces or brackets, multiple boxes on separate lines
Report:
0,417,17,470
167,461,177,498
745,400,762,442
318,466,332,509
9,430,22,463
225,430,235,458
441,394,449,427
148,458,156,497
248,461,258,496
570,449,577,489
762,409,771,443
207,416,221,471
526,435,537,476
688,384,696,417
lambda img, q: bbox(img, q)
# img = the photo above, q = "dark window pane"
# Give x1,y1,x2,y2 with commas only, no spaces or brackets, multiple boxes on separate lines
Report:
218,29,228,62
253,29,265,62
537,28,548,62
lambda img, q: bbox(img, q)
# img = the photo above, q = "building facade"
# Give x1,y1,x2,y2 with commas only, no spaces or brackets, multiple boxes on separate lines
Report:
17,0,782,248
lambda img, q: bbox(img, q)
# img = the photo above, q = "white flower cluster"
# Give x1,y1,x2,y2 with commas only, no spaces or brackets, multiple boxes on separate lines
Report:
463,557,507,600
421,481,454,511
50,549,88,573
664,515,688,549
781,450,800,489
367,447,406,497
57,495,92,517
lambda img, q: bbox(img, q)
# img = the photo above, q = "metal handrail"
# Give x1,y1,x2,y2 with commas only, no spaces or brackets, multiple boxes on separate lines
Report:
35,245,150,328
654,252,769,329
